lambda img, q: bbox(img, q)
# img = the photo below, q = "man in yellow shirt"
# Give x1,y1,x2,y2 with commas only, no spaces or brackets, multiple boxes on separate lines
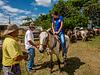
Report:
2,24,27,75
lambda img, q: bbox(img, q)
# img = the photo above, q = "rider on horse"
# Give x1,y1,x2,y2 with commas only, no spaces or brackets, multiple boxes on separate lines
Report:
51,11,67,61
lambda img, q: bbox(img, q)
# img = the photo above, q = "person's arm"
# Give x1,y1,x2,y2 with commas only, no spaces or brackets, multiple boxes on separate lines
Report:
51,18,55,34
7,41,27,61
27,32,38,48
14,51,28,61
28,40,38,48
14,55,26,61
52,22,55,34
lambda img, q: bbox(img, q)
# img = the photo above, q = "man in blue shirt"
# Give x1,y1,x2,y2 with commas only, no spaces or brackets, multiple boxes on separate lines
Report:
52,11,67,61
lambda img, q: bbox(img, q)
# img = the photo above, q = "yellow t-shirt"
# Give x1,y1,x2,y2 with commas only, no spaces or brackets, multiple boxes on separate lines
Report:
2,35,23,66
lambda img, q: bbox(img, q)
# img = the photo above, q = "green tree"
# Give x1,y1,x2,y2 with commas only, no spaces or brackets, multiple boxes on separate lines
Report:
84,1,100,26
33,0,100,29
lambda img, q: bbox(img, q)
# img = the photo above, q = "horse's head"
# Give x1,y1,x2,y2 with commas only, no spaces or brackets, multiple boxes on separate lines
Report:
39,31,48,53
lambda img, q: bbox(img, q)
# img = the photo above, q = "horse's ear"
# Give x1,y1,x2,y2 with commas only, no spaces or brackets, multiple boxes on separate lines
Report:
47,28,51,32
40,29,45,33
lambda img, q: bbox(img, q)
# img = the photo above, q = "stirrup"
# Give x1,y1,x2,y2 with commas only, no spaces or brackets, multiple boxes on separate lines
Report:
64,53,67,57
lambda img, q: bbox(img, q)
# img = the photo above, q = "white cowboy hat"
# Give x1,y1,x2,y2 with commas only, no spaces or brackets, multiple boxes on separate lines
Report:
3,24,19,36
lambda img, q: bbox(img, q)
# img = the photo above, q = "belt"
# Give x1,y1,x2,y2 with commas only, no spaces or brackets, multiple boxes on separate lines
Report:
4,63,19,67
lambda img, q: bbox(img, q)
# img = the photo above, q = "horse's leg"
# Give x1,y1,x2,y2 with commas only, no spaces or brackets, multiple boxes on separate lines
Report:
55,53,61,70
49,53,53,73
63,47,68,66
56,42,61,70
63,53,67,66
57,56,61,69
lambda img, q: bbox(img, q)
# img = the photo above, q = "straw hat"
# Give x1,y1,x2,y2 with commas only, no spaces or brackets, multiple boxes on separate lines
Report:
3,24,19,36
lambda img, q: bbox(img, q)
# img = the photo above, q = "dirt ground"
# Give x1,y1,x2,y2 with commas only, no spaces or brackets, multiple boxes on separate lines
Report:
1,36,100,75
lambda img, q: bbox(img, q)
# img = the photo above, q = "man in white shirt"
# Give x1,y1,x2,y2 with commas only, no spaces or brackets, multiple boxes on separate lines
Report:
25,22,38,72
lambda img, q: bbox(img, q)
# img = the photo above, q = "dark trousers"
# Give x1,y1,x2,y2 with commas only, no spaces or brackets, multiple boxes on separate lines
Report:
3,64,21,75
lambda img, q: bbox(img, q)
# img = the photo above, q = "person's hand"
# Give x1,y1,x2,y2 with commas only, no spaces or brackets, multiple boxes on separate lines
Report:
54,34,59,40
35,45,39,49
13,55,23,61
22,51,28,61
53,31,55,35
54,32,59,35
34,44,39,49
23,55,28,61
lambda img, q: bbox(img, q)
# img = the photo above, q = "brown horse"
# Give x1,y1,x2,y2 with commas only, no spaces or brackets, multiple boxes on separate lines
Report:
39,29,70,72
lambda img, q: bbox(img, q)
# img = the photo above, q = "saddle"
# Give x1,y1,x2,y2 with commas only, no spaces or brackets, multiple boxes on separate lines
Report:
48,30,62,51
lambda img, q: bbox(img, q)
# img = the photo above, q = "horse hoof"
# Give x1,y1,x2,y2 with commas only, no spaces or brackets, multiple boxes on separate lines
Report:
64,62,67,66
60,68,63,72
64,61,67,66
64,59,67,66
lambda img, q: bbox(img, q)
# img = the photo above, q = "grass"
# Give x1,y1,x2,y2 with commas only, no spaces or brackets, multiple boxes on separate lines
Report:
1,36,100,75
26,36,100,75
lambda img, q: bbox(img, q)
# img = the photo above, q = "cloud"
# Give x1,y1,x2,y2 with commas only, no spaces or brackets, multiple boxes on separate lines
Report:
0,0,32,25
32,14,37,17
0,12,27,25
11,16,32,25
0,12,20,25
0,13,9,24
0,0,5,6
35,0,51,7
2,5,31,15
0,12,36,25
14,16,27,21
11,15,36,25
2,10,18,16
0,13,6,17
0,0,31,15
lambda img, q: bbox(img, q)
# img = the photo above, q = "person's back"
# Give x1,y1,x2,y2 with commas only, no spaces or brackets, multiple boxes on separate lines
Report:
2,35,22,66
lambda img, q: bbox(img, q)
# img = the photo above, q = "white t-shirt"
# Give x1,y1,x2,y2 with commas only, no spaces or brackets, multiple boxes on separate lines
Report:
25,29,34,50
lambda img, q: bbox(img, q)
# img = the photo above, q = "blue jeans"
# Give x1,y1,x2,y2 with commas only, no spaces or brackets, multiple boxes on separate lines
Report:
58,32,67,54
28,48,35,71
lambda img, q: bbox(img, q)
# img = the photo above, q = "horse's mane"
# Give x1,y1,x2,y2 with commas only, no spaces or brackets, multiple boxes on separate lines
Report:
48,30,53,35
40,28,53,35
47,28,53,35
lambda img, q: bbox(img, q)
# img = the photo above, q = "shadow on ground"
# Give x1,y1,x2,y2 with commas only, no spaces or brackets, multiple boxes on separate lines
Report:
60,57,85,75
35,57,85,75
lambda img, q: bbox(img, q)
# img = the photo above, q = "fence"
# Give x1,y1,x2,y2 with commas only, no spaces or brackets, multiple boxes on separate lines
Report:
33,30,40,41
